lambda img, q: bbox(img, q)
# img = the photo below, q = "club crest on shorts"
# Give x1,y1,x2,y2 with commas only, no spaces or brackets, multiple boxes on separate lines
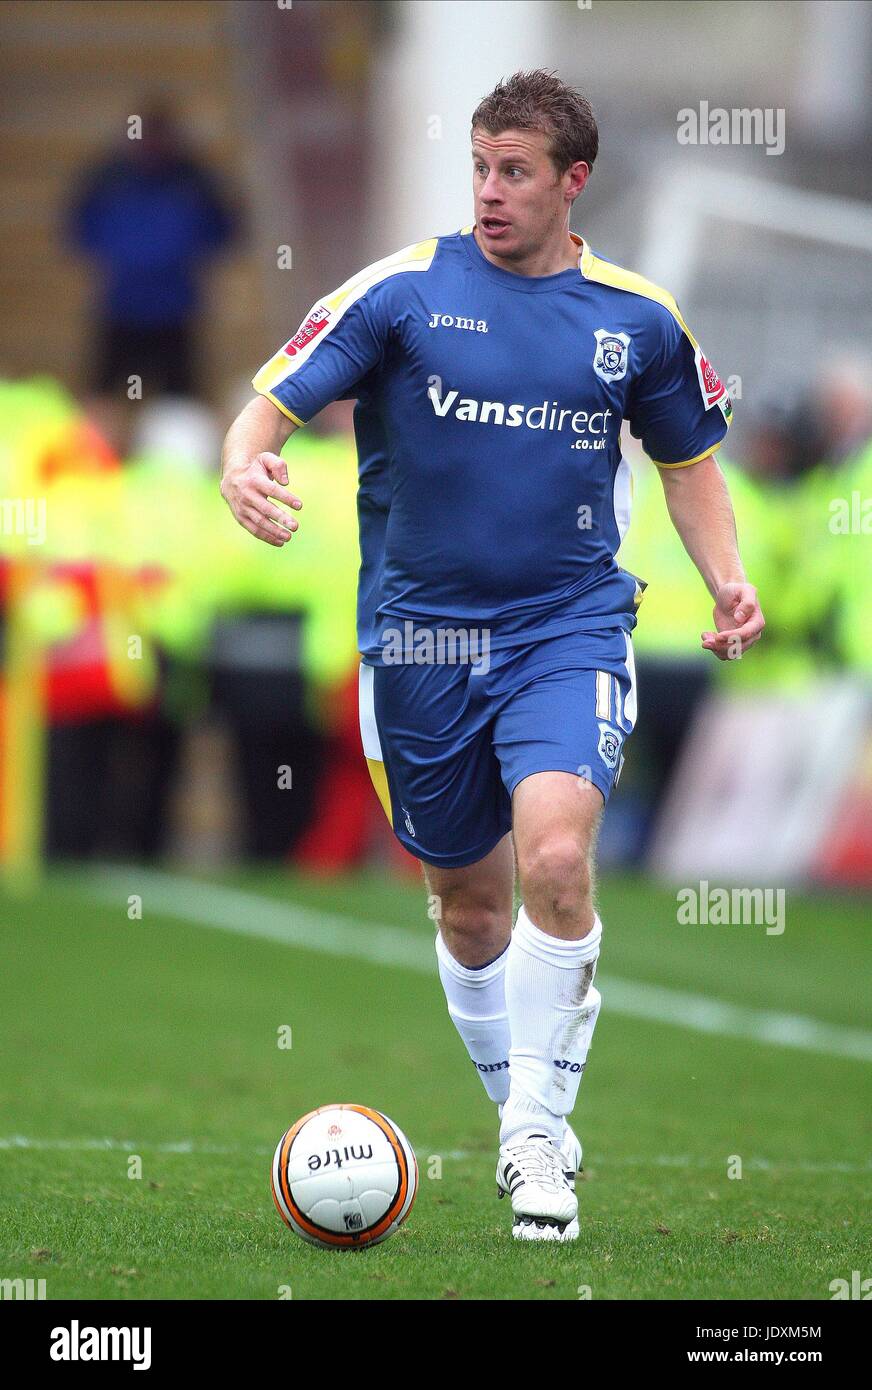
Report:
593,329,631,383
597,722,622,770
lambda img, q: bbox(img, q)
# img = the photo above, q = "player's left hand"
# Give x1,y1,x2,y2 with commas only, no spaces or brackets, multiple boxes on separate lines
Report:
701,582,765,661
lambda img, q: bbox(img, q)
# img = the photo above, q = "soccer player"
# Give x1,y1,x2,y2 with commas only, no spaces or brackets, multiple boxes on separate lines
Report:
221,70,765,1241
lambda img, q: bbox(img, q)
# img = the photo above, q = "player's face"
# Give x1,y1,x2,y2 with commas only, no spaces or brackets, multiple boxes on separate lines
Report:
471,127,585,263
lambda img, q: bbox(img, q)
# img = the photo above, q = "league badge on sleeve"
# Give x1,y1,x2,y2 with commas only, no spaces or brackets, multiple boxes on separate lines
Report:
284,304,331,357
593,329,631,382
694,345,732,421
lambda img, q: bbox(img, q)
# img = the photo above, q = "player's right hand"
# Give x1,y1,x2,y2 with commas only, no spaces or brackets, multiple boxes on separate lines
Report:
220,452,303,547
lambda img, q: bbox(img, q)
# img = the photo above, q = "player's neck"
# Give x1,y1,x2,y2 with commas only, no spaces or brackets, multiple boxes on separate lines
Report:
472,224,581,278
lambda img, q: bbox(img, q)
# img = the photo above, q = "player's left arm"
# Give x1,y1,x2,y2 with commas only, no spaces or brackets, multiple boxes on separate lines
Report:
658,453,765,660
626,298,764,661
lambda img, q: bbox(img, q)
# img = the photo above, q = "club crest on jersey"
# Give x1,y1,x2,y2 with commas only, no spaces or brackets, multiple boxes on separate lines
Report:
597,722,622,770
593,329,631,383
284,305,331,356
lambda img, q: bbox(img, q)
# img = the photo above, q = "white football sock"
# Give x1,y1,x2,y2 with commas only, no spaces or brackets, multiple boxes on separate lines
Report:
500,904,602,1145
435,931,511,1105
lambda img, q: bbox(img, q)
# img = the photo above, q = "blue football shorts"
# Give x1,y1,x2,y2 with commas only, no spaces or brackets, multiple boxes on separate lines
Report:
358,625,638,868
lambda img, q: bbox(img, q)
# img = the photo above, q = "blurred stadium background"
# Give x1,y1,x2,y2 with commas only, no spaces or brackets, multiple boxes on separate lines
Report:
0,0,869,1301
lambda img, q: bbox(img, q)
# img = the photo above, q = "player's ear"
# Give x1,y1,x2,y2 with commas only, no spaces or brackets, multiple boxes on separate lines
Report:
567,161,591,199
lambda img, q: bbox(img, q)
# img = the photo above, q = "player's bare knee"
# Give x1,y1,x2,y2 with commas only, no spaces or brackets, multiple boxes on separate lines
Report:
438,893,509,965
517,837,592,928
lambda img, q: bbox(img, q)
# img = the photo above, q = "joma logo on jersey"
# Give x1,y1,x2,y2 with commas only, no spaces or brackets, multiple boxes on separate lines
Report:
284,305,331,356
428,313,488,332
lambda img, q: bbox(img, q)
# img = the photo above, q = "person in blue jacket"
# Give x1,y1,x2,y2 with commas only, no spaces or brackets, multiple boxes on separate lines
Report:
67,98,239,397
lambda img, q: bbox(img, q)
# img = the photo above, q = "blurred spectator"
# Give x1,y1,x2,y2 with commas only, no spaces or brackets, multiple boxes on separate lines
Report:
66,98,239,398
811,354,872,468
742,397,825,483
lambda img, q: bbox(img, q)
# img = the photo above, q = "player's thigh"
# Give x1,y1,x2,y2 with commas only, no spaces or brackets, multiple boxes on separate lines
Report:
494,635,637,914
511,769,603,901
358,660,511,869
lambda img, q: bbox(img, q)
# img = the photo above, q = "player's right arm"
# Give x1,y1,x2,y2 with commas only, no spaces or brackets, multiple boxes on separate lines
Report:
223,239,433,546
221,276,387,548
220,394,302,547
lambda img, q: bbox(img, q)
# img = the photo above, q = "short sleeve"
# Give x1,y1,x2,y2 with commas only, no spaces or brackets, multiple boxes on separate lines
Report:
252,287,388,427
627,308,732,467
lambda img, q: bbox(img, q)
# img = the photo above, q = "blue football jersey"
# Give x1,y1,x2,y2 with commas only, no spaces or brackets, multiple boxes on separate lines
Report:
252,226,731,661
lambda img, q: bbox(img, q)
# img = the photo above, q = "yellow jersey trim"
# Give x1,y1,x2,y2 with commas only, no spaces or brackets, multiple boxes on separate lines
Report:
652,440,723,469
260,390,305,428
322,237,438,314
252,238,439,402
581,251,697,348
365,756,393,823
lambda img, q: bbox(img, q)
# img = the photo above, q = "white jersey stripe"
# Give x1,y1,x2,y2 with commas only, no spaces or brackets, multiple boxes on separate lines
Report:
595,670,612,721
622,632,638,729
613,454,633,544
358,662,384,762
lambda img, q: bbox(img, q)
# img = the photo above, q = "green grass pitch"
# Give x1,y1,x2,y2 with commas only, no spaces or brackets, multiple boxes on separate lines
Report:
0,866,869,1300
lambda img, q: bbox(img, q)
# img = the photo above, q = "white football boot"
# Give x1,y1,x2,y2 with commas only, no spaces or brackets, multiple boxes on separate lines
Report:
560,1122,583,1241
496,1130,579,1241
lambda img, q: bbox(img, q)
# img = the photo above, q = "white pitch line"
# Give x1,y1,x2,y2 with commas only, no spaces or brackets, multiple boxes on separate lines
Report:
1,1137,869,1174
77,866,872,1065
0,1136,256,1155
